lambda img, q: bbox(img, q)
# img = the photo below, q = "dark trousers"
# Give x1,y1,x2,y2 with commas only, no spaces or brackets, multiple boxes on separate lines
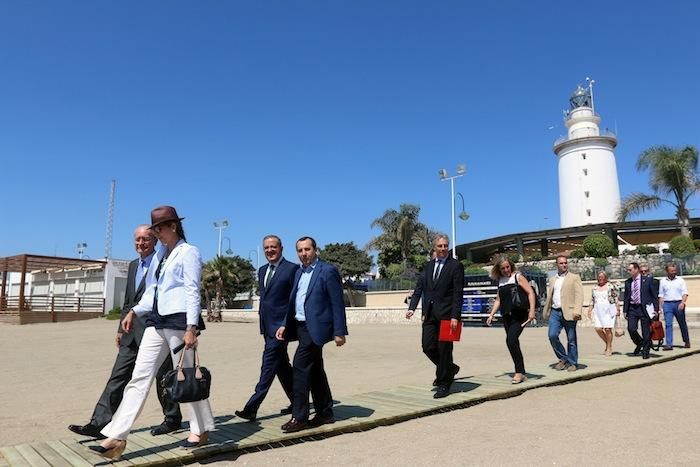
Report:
503,314,526,374
421,315,455,386
291,323,333,421
243,335,294,412
627,304,651,352
90,342,181,429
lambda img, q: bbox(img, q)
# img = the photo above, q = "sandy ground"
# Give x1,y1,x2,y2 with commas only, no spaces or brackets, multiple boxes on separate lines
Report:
1,318,698,466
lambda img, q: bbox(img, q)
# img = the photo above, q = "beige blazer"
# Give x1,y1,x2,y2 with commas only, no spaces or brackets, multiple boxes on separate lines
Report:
542,273,584,321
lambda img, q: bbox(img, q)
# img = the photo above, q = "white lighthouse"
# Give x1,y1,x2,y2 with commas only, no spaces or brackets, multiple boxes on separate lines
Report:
553,80,621,228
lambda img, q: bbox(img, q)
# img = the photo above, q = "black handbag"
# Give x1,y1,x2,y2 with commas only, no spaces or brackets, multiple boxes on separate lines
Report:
510,273,530,314
161,347,211,403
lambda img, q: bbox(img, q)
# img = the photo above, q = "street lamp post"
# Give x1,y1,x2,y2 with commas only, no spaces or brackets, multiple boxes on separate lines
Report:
248,248,260,270
223,237,233,256
213,220,229,257
439,165,466,259
76,243,87,259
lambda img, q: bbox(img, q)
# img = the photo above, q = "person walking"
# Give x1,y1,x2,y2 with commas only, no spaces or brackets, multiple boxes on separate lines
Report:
658,262,691,350
485,257,536,384
68,226,182,439
235,235,297,421
406,234,465,398
586,271,620,356
91,206,214,460
623,262,659,359
542,255,583,371
276,236,348,433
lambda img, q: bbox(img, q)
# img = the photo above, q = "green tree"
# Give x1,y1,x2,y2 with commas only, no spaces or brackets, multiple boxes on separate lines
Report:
669,235,695,256
583,234,616,258
201,255,256,311
367,204,438,272
319,242,373,306
617,145,699,237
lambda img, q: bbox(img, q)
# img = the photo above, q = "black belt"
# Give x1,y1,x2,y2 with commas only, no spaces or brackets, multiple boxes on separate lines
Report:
665,300,681,303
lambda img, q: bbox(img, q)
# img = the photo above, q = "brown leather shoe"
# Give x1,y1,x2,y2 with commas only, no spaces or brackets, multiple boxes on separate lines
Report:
685,342,691,348
281,418,309,433
567,364,577,372
554,360,566,370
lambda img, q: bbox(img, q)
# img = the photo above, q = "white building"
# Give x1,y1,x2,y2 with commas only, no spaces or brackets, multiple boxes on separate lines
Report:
4,259,130,312
553,83,621,228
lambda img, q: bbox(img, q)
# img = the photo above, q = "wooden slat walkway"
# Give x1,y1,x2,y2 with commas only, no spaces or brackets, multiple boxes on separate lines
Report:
2,348,697,466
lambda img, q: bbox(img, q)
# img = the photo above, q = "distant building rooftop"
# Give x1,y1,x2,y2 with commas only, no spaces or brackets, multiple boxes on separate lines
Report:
456,218,699,263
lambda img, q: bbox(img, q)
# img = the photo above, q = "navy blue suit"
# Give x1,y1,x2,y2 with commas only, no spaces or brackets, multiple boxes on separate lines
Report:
623,274,659,354
285,260,348,421
242,258,298,413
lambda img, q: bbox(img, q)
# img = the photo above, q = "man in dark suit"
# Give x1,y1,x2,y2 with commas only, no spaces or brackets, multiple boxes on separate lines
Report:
276,236,348,433
623,262,659,359
407,234,465,398
235,235,297,421
68,225,181,438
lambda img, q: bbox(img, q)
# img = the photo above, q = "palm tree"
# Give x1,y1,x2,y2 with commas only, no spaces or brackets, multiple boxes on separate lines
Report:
367,204,424,266
201,256,239,320
617,145,699,237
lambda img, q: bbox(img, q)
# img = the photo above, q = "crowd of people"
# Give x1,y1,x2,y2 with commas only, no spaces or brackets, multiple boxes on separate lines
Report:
67,207,692,460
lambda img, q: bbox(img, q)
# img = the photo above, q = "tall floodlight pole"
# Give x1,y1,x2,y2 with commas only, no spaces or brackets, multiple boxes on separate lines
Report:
213,220,229,257
438,164,466,259
105,180,115,259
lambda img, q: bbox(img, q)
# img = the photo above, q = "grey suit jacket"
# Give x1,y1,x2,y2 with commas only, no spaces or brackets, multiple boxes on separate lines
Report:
118,258,150,347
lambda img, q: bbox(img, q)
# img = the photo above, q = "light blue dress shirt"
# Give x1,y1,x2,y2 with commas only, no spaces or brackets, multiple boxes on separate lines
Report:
134,252,156,289
295,259,318,321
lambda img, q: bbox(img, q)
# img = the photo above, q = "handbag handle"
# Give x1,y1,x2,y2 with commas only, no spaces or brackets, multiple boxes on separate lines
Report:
174,347,204,382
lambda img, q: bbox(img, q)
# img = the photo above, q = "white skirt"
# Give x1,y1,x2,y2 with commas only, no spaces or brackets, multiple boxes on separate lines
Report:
593,302,616,328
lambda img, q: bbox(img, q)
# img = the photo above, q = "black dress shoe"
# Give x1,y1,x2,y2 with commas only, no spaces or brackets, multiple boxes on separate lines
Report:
434,385,450,399
642,352,650,359
281,418,309,433
280,404,293,415
309,413,335,427
68,423,105,439
235,409,257,422
150,421,182,436
633,344,642,356
433,364,460,386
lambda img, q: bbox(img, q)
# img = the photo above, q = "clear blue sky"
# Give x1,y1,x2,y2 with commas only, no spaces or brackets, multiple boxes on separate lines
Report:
1,1,699,265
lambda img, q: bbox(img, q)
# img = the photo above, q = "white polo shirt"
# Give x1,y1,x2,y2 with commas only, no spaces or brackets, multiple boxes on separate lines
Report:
658,276,688,301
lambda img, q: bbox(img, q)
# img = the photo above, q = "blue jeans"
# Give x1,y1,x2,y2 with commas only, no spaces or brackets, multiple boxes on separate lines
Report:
548,308,578,366
663,301,690,347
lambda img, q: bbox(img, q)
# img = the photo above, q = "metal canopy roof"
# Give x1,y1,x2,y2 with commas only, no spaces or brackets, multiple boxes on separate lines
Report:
0,254,107,273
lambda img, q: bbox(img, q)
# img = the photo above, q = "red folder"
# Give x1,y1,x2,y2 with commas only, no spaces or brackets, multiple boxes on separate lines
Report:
439,319,462,342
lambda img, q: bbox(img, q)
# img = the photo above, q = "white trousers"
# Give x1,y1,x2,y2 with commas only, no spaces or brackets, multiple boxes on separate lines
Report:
101,327,215,440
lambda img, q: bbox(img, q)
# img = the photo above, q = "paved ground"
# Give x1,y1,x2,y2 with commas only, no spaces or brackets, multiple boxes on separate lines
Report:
2,318,698,466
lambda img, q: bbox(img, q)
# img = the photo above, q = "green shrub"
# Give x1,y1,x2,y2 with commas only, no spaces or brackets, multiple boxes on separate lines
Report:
465,266,488,275
594,257,609,267
583,234,616,258
526,253,543,262
385,263,405,280
636,245,658,255
105,307,122,320
694,239,700,252
669,235,695,256
570,249,586,259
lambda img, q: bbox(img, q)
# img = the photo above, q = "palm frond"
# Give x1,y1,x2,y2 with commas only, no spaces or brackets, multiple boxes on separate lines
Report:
616,193,664,221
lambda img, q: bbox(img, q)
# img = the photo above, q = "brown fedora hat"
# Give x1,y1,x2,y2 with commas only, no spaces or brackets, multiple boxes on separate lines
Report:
148,205,185,229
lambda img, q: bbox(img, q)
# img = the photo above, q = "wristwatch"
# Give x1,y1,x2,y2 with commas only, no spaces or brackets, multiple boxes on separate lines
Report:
186,325,197,332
